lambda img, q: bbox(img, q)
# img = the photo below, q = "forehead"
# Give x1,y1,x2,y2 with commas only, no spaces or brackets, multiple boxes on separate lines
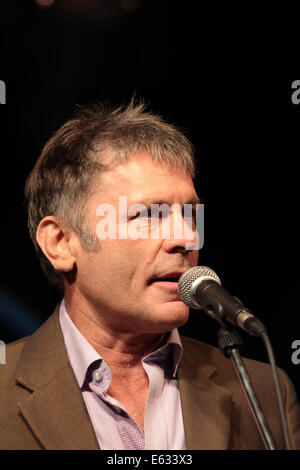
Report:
93,153,198,203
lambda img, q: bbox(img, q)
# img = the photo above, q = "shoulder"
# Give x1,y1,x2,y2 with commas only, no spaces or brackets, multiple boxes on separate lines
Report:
180,336,300,449
181,334,274,371
0,336,27,368
0,336,28,406
0,306,61,388
180,335,293,394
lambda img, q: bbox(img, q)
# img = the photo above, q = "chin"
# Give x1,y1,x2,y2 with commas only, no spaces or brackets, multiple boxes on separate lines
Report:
149,301,190,333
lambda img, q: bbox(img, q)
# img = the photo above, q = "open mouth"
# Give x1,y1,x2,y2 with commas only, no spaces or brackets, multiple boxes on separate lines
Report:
149,272,182,285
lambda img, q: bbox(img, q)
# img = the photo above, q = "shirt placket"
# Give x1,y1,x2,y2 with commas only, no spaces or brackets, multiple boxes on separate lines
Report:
88,361,145,450
143,362,167,449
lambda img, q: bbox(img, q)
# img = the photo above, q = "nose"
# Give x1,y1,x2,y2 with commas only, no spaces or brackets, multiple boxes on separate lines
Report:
161,209,199,253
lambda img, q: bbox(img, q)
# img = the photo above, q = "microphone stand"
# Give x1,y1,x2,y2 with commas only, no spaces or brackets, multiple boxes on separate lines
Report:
217,323,277,450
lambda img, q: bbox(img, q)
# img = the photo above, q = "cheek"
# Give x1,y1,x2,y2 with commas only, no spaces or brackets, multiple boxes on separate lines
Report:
193,250,199,264
75,237,162,297
182,250,199,274
89,239,142,284
75,252,101,287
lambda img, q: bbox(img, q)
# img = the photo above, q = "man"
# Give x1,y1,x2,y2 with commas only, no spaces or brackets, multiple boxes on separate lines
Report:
0,101,299,450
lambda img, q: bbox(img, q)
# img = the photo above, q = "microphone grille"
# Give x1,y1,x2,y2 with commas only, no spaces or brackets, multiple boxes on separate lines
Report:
178,266,221,307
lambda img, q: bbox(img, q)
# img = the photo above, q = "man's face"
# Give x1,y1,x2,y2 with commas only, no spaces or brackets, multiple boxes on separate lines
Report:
71,153,200,334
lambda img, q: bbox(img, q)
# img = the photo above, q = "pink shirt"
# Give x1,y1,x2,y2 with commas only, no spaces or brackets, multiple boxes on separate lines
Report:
59,300,187,450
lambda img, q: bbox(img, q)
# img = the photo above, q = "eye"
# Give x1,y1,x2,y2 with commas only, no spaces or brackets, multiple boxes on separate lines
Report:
182,207,197,229
183,205,197,218
128,208,151,221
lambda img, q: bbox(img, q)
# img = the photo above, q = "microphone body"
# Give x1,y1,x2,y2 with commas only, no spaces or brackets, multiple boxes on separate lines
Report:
178,266,267,336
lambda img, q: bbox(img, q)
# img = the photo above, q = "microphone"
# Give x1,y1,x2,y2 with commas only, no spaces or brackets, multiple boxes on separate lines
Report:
178,266,267,336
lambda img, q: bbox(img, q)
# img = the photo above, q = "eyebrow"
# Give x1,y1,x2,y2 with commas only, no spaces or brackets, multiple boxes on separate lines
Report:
183,197,203,205
132,197,203,207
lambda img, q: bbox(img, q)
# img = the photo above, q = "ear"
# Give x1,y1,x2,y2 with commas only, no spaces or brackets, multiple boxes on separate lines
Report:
36,216,76,272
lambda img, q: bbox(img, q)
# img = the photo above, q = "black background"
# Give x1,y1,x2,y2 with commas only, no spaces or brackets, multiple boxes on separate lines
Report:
0,1,299,400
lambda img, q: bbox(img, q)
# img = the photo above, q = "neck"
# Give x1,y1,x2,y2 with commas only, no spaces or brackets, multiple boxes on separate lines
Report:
63,296,166,369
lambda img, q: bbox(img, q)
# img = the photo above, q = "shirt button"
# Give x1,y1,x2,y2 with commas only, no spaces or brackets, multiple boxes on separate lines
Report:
93,370,103,383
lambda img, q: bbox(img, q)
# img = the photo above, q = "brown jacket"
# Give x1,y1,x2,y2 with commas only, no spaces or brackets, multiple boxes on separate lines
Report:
0,308,300,450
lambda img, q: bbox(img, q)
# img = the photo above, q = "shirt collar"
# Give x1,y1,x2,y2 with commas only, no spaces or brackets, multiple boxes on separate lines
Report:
59,300,183,387
143,329,183,379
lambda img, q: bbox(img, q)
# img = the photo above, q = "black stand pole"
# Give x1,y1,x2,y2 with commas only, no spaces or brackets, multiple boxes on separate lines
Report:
217,325,277,450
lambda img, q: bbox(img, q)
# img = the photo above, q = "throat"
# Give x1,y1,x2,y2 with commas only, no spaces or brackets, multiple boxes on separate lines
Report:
108,370,149,433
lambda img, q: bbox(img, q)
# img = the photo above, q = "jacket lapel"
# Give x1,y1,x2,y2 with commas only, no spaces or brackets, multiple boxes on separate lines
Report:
15,308,99,450
178,338,233,450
